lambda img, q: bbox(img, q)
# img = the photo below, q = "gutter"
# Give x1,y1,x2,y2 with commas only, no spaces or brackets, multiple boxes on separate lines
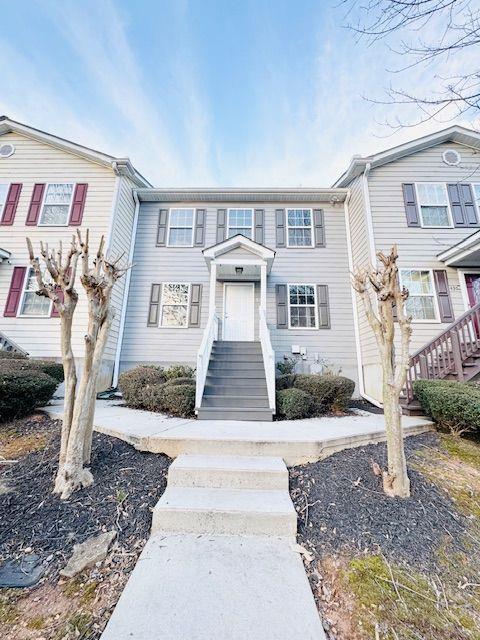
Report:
112,189,140,387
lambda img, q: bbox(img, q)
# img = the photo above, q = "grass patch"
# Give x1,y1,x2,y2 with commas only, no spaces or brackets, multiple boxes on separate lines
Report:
54,611,93,640
0,590,19,625
343,554,479,639
0,432,47,460
27,615,46,630
440,434,480,468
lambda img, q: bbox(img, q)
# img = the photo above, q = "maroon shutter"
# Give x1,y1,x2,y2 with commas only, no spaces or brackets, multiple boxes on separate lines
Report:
51,287,64,317
4,267,26,317
447,183,466,227
459,183,478,226
26,183,45,226
1,183,22,225
402,184,420,227
433,270,454,323
69,183,88,226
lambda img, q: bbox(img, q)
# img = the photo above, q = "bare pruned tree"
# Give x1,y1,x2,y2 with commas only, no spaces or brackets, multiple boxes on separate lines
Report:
352,245,412,498
27,231,130,499
342,0,480,126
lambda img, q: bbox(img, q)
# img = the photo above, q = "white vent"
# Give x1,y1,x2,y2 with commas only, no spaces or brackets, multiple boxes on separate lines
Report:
442,149,461,166
0,143,15,158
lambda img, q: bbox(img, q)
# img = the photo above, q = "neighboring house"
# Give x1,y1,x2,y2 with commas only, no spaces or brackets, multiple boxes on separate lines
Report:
335,126,480,410
118,189,358,419
0,116,151,389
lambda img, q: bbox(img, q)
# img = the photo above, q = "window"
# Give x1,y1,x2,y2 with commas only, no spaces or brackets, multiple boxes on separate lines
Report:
472,184,480,213
286,208,313,246
227,209,253,239
20,268,52,317
160,283,190,327
39,183,74,225
416,183,451,227
168,208,195,246
400,269,438,321
0,184,8,217
288,284,317,328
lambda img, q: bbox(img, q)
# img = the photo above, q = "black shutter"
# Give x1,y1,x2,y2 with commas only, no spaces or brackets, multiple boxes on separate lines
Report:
216,209,226,243
317,285,330,328
459,184,478,226
275,209,286,247
194,209,206,246
254,209,264,244
189,284,202,327
313,209,325,247
156,209,168,246
433,270,454,323
402,184,420,227
147,284,162,326
447,183,466,227
276,284,288,328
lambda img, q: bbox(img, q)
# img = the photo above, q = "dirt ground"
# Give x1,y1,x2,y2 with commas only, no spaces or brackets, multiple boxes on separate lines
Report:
0,413,171,639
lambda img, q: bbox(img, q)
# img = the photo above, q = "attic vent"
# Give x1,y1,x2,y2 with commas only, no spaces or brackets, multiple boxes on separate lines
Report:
442,149,461,166
0,143,15,158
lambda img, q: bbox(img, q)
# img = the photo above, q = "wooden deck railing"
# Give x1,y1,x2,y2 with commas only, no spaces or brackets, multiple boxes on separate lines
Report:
404,302,480,403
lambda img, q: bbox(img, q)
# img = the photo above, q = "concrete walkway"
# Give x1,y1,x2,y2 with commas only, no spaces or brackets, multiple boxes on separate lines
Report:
45,398,433,465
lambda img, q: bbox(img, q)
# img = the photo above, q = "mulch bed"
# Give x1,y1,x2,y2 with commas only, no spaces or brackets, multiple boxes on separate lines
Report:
290,433,470,573
0,414,171,578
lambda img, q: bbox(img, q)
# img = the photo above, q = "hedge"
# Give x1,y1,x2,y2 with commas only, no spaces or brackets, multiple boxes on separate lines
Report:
163,377,195,387
164,365,195,380
142,382,195,417
276,388,314,420
294,374,355,413
275,374,296,391
0,358,64,383
413,379,480,433
0,369,58,422
118,366,166,408
0,350,28,360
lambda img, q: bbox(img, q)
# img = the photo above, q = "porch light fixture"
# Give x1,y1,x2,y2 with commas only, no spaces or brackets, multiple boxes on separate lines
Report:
235,267,244,275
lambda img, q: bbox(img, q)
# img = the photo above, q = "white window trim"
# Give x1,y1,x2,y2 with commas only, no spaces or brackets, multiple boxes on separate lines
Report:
414,182,453,229
286,208,315,248
399,268,440,323
38,182,76,227
159,282,191,329
471,183,480,222
18,267,53,318
0,182,10,218
166,208,196,248
226,208,254,240
287,282,318,330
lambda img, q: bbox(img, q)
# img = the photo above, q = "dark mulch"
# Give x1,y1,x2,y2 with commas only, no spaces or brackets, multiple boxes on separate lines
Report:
0,414,171,577
290,433,470,573
349,398,384,414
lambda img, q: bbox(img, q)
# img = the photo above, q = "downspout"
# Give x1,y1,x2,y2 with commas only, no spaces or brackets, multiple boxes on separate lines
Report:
344,186,382,408
112,189,140,387
362,163,377,264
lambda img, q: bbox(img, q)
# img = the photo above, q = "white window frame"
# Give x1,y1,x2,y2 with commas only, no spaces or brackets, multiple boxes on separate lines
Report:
18,267,53,318
471,183,480,221
38,182,75,227
166,208,196,247
414,183,453,229
399,268,440,323
0,182,10,219
159,282,191,329
286,208,314,248
226,208,254,240
287,283,318,330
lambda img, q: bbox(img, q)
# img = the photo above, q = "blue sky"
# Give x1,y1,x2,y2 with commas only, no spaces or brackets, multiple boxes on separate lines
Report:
0,0,476,186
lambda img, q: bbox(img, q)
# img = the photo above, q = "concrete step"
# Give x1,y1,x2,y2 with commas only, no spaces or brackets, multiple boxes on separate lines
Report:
202,395,270,408
197,407,273,421
152,487,297,536
167,454,288,490
204,383,268,395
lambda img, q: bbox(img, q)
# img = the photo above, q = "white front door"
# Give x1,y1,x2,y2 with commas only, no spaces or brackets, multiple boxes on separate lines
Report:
223,283,255,341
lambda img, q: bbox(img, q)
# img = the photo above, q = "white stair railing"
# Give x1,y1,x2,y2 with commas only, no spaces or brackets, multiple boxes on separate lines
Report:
259,308,276,413
195,312,219,410
0,331,29,356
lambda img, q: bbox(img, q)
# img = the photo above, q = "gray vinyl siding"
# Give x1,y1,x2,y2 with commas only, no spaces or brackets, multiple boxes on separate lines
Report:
119,202,359,388
361,141,480,399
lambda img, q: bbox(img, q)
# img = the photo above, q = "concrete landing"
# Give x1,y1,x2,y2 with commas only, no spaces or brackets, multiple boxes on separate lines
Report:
100,533,325,640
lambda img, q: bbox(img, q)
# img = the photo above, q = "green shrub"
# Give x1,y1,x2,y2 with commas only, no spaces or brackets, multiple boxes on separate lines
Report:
164,376,195,387
276,388,314,420
141,383,167,412
276,357,298,376
161,384,196,417
163,365,195,380
413,379,480,433
0,350,27,360
118,366,166,408
0,359,64,383
0,369,58,422
294,374,355,413
275,374,296,391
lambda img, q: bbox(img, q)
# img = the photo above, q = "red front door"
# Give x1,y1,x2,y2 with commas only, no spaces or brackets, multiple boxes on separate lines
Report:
465,274,480,337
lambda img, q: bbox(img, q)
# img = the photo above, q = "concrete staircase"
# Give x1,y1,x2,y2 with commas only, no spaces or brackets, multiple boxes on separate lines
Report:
152,454,296,536
198,341,273,421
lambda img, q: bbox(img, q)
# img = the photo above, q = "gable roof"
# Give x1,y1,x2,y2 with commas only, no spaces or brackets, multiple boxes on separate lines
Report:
333,125,480,188
0,116,151,188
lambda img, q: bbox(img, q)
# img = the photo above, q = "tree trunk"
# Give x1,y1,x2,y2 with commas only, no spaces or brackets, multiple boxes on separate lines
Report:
382,380,411,498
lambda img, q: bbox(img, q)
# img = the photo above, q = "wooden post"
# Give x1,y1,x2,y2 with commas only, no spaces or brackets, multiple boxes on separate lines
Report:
260,262,267,311
419,354,429,379
209,261,217,316
450,331,464,381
